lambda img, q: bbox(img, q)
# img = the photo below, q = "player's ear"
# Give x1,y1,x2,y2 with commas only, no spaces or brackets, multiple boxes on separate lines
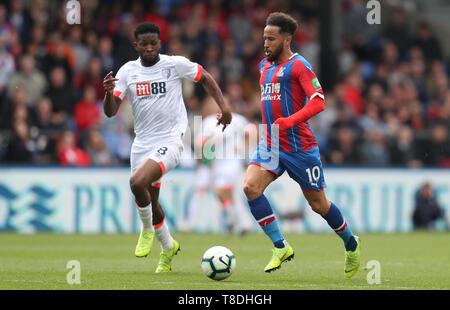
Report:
132,41,138,50
284,34,292,48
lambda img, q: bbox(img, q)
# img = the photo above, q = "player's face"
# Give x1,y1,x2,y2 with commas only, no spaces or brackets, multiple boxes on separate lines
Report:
263,25,286,62
134,32,161,64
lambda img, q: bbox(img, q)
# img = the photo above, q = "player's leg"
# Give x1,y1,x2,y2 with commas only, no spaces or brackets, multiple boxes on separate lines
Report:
213,159,241,234
243,164,294,272
146,142,183,272
302,189,361,278
148,185,176,252
130,158,163,207
302,189,358,251
215,186,238,234
148,185,180,273
288,147,360,277
130,159,163,258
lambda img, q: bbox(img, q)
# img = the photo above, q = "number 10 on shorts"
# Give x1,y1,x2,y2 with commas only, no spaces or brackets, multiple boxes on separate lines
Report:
306,166,320,186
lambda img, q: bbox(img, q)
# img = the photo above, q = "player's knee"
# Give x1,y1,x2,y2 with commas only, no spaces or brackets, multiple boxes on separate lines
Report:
129,175,146,194
243,182,262,200
308,199,328,216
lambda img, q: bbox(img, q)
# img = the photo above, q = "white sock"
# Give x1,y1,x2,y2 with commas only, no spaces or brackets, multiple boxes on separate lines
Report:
154,219,173,251
137,203,154,232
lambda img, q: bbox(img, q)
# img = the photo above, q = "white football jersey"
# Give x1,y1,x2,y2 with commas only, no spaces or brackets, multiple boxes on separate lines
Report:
113,54,203,148
201,113,252,160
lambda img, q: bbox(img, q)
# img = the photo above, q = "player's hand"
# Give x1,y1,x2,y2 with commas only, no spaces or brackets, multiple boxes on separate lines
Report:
216,108,232,132
103,71,119,95
274,117,295,131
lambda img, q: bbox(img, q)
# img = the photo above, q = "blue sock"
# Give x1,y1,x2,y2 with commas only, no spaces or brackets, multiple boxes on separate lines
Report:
248,194,286,248
323,202,357,251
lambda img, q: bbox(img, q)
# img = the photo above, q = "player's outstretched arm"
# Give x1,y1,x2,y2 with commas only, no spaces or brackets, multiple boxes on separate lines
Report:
199,69,232,131
103,71,122,118
274,96,325,130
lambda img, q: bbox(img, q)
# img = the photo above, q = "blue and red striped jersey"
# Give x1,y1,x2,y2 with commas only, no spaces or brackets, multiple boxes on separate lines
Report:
259,52,324,153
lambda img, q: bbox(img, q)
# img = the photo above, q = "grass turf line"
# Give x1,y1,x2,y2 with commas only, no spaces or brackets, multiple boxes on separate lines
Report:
0,232,449,290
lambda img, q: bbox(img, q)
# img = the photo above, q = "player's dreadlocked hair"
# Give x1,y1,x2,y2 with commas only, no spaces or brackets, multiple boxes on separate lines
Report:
134,22,161,40
266,12,298,35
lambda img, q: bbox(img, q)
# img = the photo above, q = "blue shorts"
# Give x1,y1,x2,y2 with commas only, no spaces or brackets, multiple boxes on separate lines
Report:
249,142,326,191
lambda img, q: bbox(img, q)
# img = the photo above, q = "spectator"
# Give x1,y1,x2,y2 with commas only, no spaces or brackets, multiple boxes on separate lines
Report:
68,25,92,74
388,125,419,167
30,97,59,164
85,130,115,166
8,0,33,45
227,7,252,45
45,66,76,128
0,86,28,129
74,85,101,132
0,4,14,46
3,120,36,163
112,13,139,70
31,97,60,130
75,56,107,102
412,182,446,230
314,92,338,138
101,118,133,164
329,126,361,165
360,128,390,166
57,130,90,166
417,123,450,167
0,37,15,97
97,35,115,76
330,104,362,135
410,22,443,62
41,31,75,82
6,54,47,106
383,8,411,57
358,103,387,134
221,39,244,83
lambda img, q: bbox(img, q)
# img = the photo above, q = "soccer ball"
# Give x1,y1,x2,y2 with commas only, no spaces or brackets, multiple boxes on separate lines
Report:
201,246,236,281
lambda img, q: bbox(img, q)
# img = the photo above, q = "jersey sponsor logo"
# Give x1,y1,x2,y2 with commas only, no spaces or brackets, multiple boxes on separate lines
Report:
136,82,167,97
261,82,281,101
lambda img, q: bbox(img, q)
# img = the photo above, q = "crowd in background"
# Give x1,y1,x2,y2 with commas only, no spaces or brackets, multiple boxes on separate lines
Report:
0,0,449,167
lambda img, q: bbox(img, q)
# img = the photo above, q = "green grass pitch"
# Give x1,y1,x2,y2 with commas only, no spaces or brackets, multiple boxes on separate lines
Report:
0,232,449,290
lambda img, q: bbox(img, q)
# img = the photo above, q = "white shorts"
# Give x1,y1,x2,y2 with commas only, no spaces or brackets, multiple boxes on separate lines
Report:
195,159,243,190
130,139,184,187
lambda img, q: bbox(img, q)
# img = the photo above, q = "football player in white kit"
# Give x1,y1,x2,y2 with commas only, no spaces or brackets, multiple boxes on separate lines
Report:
102,22,231,273
187,101,255,235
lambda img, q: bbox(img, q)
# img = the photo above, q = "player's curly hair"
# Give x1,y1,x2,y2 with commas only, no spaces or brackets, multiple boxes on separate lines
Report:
134,22,161,40
266,12,298,35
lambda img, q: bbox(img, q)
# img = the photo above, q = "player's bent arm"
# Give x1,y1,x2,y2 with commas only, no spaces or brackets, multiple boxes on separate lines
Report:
103,92,122,118
274,96,325,130
199,69,230,115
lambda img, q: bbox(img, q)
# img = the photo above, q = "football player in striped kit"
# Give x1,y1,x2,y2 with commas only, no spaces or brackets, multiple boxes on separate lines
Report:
243,12,361,276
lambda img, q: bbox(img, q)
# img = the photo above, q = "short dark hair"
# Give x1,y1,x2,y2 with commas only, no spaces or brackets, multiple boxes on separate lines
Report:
134,22,160,40
266,12,298,35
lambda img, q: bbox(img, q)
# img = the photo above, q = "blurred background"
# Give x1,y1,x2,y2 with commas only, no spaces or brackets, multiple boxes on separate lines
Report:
0,0,448,234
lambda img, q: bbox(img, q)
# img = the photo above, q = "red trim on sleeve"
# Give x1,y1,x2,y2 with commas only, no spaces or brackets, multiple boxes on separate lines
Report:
113,90,122,98
158,161,166,176
194,64,203,82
